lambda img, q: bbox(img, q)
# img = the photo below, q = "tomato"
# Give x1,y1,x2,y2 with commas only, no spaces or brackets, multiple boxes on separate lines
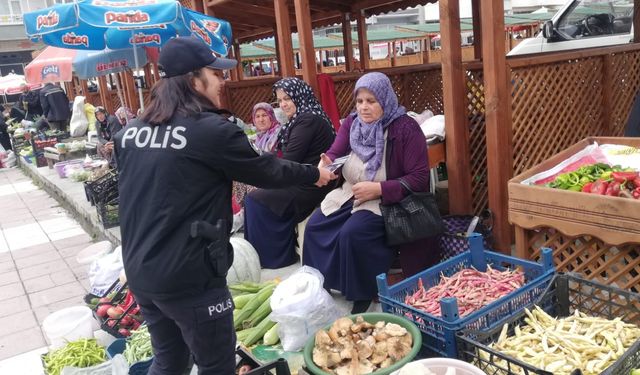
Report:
96,304,111,318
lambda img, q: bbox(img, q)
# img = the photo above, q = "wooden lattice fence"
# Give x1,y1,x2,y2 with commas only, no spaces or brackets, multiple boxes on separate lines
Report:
464,63,489,215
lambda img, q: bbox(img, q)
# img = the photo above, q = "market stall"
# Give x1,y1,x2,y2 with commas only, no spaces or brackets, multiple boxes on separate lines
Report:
509,137,640,292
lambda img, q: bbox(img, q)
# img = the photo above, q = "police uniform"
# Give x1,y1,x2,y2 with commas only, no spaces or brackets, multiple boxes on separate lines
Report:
114,37,320,375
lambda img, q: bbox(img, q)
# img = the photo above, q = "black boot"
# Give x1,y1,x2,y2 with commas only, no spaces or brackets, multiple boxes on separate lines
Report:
351,300,371,314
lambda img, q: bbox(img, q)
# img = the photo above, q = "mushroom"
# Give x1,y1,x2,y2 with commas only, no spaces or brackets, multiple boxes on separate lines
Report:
371,341,388,365
374,332,390,342
384,323,408,337
399,332,413,347
375,321,385,330
335,365,352,375
380,357,394,368
334,318,354,336
358,358,376,374
364,335,376,347
387,337,412,362
338,337,355,360
350,348,359,375
326,352,342,368
315,330,332,347
351,316,374,333
312,347,329,369
356,339,373,359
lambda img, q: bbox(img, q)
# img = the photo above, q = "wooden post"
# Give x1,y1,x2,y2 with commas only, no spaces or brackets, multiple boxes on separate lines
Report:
342,12,354,71
274,0,295,77
80,79,89,97
440,0,473,215
97,76,111,112
481,0,513,252
293,0,318,94
230,42,242,80
202,0,212,16
151,63,160,83
471,0,482,60
391,41,396,66
387,42,392,66
355,10,369,70
270,59,276,76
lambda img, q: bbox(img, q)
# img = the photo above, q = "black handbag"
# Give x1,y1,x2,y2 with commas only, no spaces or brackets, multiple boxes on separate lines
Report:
380,179,445,246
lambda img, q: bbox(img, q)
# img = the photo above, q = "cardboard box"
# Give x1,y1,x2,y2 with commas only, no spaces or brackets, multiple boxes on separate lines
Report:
508,137,640,246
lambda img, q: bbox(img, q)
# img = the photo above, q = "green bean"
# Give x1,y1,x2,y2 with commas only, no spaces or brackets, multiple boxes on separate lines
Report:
43,338,106,375
123,325,153,364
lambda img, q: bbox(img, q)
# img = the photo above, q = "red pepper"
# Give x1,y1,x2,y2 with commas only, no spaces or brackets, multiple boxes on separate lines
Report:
633,187,640,199
581,182,593,193
634,176,640,189
611,171,639,183
591,180,609,195
606,181,621,196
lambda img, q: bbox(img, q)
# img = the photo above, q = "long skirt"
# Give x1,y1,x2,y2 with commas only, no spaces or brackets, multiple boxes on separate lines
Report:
244,194,298,269
302,200,395,301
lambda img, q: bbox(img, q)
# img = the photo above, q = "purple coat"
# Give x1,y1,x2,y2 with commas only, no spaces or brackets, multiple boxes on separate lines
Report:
325,113,440,276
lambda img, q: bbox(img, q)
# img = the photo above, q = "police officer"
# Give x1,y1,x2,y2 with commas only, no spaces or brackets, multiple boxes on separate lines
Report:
114,36,336,375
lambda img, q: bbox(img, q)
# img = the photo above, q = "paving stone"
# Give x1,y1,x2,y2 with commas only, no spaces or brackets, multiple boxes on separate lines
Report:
0,270,20,286
13,251,62,269
0,327,46,361
0,260,15,273
23,275,55,294
50,270,77,286
18,259,70,280
29,281,85,307
0,252,13,263
70,264,90,280
0,296,31,318
56,242,92,258
0,311,38,337
52,234,93,249
0,283,25,302
10,242,56,259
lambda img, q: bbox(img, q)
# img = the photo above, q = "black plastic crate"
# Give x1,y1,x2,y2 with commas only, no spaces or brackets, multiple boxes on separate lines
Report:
457,273,640,375
85,170,118,205
97,197,119,229
236,347,291,375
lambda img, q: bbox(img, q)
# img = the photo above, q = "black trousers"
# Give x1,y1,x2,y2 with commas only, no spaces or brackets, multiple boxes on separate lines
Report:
136,287,236,375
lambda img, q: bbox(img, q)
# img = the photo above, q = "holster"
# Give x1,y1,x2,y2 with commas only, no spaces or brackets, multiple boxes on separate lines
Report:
190,219,233,278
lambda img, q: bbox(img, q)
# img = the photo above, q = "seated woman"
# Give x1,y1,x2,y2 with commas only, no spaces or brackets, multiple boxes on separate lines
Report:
303,72,439,314
244,78,336,269
252,102,282,153
95,106,122,162
233,103,282,207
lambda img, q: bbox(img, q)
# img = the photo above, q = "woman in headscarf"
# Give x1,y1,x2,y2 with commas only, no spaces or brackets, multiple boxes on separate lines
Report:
244,78,336,269
95,106,122,162
302,72,438,314
252,102,282,153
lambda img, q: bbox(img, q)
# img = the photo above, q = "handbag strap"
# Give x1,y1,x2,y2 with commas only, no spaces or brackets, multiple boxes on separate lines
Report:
398,178,414,194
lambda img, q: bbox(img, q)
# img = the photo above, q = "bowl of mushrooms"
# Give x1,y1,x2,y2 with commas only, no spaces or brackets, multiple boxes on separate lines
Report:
303,312,422,375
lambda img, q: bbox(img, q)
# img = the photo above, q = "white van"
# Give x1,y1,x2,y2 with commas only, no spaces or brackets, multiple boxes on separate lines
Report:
508,0,633,56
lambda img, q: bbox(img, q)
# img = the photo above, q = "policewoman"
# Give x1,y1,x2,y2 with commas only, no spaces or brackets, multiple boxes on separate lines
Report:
114,37,336,375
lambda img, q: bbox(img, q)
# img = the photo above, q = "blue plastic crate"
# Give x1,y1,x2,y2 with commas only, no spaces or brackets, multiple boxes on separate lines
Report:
107,338,152,375
376,233,555,358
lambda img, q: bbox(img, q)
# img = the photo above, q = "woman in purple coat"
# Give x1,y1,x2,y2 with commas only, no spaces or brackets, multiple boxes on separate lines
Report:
303,72,440,314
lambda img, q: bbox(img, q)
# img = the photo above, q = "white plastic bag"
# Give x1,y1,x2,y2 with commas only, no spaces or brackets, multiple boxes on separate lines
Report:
420,114,445,140
88,246,123,297
270,266,340,351
61,354,129,375
69,96,89,137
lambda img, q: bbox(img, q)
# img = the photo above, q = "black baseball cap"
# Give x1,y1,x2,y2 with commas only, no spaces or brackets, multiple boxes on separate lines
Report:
158,36,237,78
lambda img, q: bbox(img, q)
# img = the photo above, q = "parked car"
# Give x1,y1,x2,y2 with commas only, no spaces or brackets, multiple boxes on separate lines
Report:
508,0,633,56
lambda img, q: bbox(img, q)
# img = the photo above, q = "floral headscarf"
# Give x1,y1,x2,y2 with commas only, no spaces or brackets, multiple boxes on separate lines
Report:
252,102,281,153
350,72,406,180
115,106,135,126
272,78,334,151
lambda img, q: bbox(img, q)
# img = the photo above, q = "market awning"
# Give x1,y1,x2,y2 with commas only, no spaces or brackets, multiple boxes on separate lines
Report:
24,46,75,84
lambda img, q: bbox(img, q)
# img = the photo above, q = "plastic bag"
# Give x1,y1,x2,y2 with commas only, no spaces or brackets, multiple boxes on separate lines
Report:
269,266,341,351
88,246,124,297
61,354,129,375
521,143,609,185
70,96,89,137
420,114,445,141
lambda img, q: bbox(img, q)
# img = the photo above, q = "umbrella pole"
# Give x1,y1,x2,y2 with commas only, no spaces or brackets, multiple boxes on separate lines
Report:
132,37,144,112
114,74,126,112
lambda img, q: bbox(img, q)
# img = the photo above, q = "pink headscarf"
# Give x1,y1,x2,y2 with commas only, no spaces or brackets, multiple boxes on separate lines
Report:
252,102,281,153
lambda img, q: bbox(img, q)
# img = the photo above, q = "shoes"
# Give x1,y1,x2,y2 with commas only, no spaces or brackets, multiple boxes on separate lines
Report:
351,300,371,314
